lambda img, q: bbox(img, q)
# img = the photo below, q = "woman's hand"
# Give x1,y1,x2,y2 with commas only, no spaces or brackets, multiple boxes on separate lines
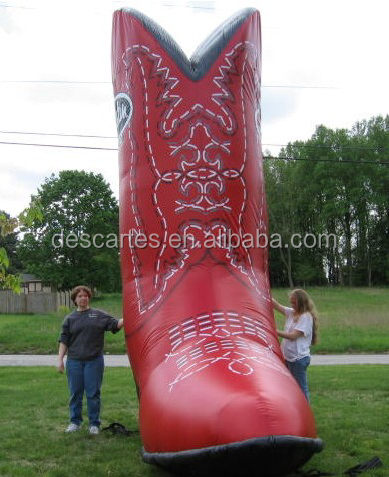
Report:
57,342,67,373
57,359,65,373
272,298,286,315
277,329,304,341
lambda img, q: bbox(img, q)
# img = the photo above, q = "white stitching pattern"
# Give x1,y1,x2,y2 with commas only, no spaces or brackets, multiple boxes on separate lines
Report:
121,41,267,314
164,311,287,392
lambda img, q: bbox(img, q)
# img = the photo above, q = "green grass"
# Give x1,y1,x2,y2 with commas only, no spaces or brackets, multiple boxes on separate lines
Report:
0,288,388,354
0,366,165,477
307,365,388,476
0,365,387,476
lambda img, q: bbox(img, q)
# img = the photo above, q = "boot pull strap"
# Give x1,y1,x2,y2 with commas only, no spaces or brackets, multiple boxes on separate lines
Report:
101,422,139,436
289,456,383,477
343,456,383,476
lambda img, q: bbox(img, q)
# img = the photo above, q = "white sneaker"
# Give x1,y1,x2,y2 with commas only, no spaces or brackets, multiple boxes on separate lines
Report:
89,425,99,435
65,423,81,433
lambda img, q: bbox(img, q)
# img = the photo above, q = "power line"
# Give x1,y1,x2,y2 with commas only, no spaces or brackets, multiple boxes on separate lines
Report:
0,79,339,89
0,80,111,84
0,140,117,151
1,131,387,152
0,130,117,139
264,143,389,152
264,85,338,89
0,2,216,10
263,156,389,165
1,139,388,164
0,3,35,9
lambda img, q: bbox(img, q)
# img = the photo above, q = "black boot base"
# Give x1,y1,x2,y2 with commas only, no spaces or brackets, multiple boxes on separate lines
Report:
142,435,324,477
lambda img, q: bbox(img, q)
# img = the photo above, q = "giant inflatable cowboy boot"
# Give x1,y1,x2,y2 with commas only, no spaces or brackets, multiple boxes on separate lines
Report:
112,8,323,477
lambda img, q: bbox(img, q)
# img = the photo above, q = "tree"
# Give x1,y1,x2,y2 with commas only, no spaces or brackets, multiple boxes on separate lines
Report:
0,213,22,274
362,115,389,285
0,202,43,292
265,144,328,288
18,171,121,292
264,158,299,288
265,115,389,287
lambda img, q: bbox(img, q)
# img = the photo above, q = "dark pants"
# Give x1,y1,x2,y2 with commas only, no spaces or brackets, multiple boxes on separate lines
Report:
286,356,311,402
66,355,104,427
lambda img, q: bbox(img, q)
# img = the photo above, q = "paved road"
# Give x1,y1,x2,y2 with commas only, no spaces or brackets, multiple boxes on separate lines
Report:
1,354,388,366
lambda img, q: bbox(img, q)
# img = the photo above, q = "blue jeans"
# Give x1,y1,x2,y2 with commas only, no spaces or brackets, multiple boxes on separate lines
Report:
66,355,104,427
286,356,311,402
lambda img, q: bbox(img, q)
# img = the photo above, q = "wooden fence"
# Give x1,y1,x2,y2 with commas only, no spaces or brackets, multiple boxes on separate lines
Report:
0,290,71,314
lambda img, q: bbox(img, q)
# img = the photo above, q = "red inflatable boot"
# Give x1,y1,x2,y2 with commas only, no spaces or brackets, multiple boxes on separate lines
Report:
112,8,323,477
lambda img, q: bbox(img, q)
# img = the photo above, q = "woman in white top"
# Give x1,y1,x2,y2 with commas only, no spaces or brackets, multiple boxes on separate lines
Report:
272,289,318,402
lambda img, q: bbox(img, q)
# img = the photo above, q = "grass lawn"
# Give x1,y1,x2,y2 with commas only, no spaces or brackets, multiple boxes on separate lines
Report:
0,365,387,477
0,288,388,354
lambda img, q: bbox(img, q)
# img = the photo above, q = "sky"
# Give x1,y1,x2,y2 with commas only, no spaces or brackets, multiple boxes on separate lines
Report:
1,0,388,217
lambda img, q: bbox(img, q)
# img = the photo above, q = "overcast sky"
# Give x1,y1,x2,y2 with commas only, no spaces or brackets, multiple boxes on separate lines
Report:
1,0,388,217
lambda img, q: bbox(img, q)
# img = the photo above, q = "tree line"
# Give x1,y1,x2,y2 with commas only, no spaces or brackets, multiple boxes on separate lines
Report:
1,171,121,293
265,115,389,287
1,115,388,292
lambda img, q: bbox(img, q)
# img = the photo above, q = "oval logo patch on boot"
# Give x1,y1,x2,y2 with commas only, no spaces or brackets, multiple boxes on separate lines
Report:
115,92,133,143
